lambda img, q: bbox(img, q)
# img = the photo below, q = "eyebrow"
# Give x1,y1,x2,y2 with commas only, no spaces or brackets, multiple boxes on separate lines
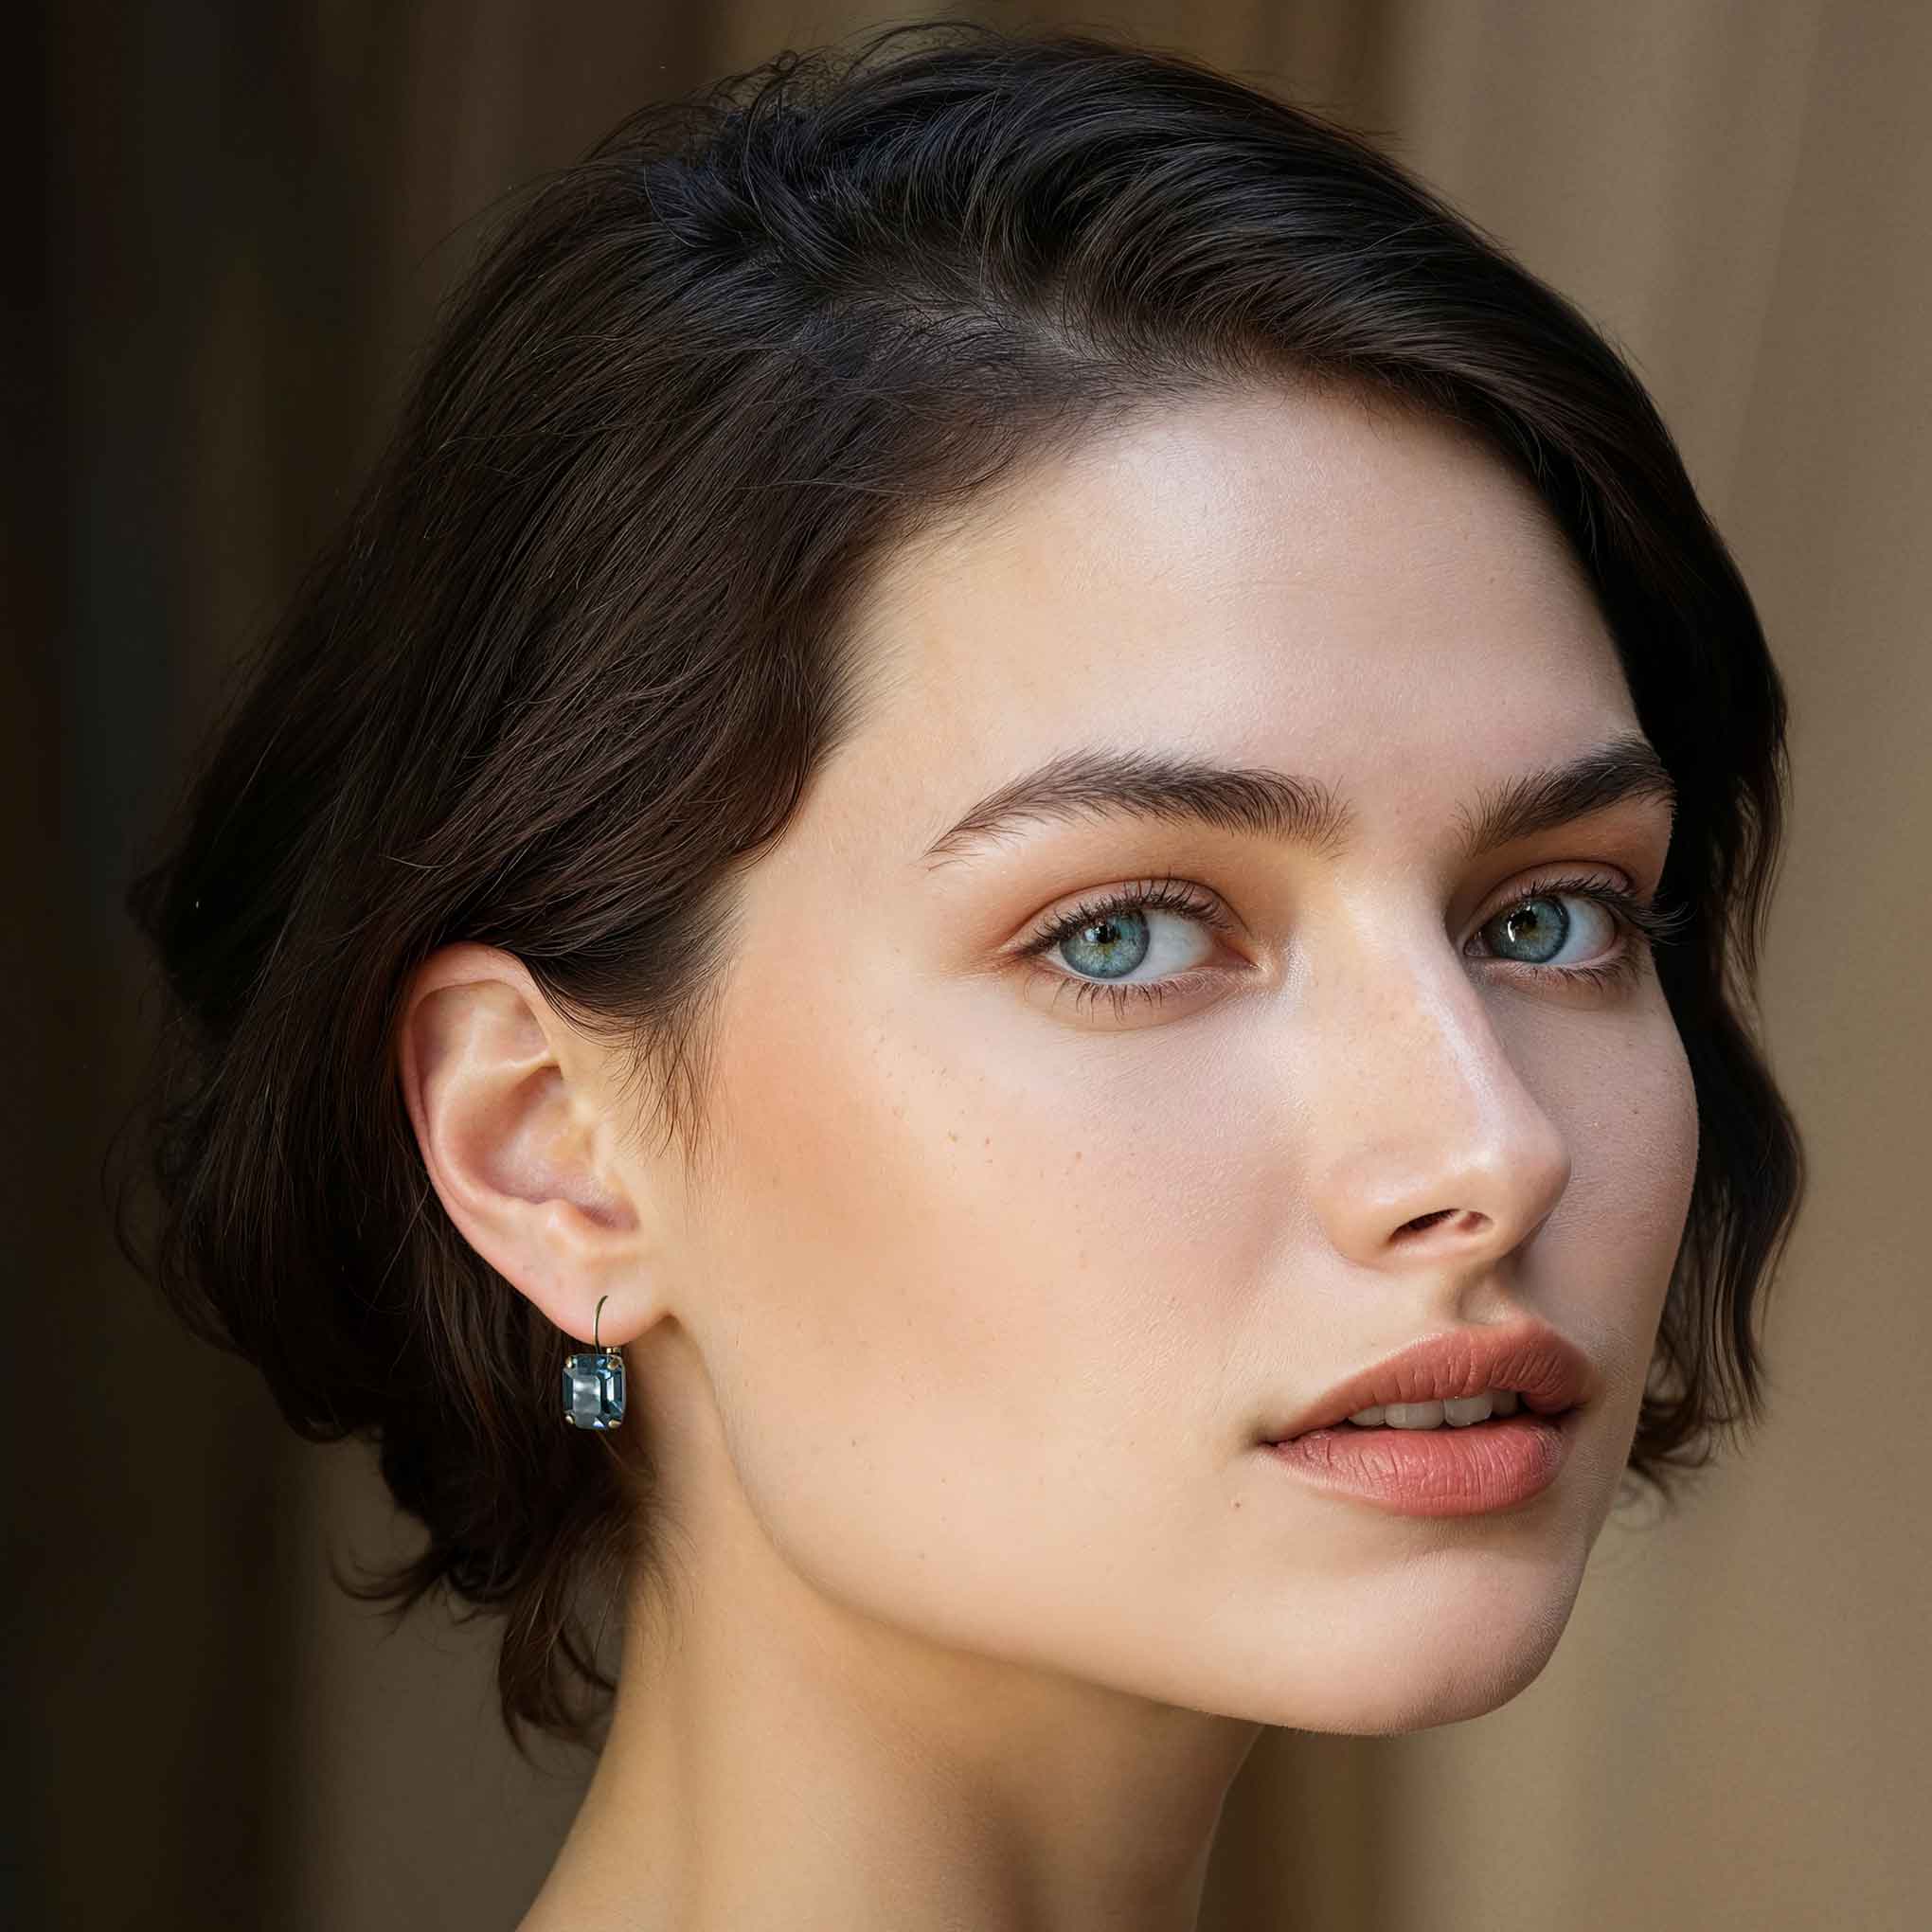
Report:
918,732,1677,870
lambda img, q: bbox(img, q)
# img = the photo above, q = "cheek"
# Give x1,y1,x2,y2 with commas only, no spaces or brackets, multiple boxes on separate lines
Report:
1619,1014,1699,1263
1640,1023,1701,1312
1654,1024,1701,1233
691,952,1258,1631
1552,1001,1701,1345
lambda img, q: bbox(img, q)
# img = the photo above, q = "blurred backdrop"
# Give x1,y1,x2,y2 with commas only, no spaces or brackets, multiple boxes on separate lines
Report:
16,2,1932,1927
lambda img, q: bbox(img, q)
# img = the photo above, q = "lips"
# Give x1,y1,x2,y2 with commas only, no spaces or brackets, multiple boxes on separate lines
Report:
1263,1317,1593,1444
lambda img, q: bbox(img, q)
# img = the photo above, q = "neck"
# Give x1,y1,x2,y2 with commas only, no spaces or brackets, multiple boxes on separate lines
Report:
517,1403,1261,1931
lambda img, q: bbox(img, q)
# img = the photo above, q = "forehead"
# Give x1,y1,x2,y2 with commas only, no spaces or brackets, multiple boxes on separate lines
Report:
839,385,1637,849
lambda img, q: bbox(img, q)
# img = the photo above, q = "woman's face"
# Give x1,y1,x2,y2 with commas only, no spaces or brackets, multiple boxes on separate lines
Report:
629,384,1696,1735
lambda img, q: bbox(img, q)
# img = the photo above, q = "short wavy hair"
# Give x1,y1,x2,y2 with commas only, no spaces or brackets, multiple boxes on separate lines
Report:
115,17,1807,1757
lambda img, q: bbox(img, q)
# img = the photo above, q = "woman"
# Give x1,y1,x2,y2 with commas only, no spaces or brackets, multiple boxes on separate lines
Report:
119,19,1805,1929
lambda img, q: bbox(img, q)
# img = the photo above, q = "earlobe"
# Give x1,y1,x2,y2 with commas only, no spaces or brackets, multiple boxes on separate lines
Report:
397,942,646,1346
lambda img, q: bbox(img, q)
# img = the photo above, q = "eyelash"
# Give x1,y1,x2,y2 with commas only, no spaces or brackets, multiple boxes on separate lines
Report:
1014,869,1691,1020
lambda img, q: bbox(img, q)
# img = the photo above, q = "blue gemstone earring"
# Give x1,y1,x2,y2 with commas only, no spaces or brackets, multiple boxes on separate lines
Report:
561,1294,626,1430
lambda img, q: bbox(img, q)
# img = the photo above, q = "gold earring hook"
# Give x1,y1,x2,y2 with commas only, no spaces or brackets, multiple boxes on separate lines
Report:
594,1294,608,1351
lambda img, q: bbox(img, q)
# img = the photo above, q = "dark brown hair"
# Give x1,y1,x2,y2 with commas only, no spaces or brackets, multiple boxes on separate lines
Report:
115,18,1807,1757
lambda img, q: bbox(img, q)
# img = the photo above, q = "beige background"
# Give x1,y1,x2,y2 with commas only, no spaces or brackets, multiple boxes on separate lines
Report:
18,2,1929,1926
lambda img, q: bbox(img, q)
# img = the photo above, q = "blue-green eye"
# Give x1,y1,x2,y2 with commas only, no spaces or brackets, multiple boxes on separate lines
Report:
1486,891,1605,973
1015,869,1689,1020
1060,906,1151,978
1470,871,1690,992
1015,874,1235,1017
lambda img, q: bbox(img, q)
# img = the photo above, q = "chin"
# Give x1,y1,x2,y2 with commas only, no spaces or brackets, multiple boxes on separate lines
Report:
1348,1640,1565,1735
1236,1570,1582,1736
1261,1642,1566,1736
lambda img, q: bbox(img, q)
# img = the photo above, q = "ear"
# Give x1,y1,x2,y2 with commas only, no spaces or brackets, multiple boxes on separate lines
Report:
396,941,649,1348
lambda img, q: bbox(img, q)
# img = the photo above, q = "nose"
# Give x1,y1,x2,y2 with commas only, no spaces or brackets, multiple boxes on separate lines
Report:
1300,928,1572,1281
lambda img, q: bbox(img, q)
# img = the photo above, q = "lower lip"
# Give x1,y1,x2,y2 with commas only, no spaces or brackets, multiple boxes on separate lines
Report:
1262,1409,1578,1517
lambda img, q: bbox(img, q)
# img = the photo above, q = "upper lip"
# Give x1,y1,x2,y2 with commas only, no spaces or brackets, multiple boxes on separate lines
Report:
1261,1317,1594,1442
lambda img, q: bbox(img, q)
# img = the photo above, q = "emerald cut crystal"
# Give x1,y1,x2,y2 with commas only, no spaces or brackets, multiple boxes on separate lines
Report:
562,1349,625,1429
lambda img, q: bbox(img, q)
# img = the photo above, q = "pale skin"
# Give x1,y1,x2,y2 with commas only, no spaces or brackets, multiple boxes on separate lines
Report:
399,384,1698,1931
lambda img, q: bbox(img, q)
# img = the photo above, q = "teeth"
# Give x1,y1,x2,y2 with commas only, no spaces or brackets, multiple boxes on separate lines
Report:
1347,1388,1521,1429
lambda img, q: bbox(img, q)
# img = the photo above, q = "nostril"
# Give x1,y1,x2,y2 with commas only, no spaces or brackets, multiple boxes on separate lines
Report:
1399,1208,1458,1234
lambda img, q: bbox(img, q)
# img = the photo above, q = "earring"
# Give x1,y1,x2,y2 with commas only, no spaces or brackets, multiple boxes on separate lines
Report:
562,1293,626,1430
